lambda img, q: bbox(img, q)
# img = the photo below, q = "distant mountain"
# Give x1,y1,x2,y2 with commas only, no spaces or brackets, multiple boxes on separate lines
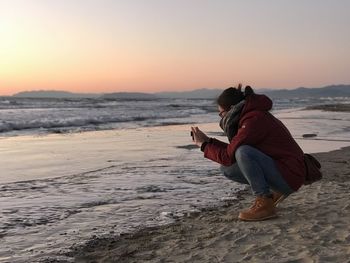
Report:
100,92,158,100
13,90,99,98
155,88,221,99
156,85,350,99
263,85,350,98
11,85,350,99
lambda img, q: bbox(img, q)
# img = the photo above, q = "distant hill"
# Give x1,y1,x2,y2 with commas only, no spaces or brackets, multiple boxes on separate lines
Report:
11,85,350,99
13,90,99,98
100,92,158,100
13,90,157,100
156,85,350,99
263,85,350,98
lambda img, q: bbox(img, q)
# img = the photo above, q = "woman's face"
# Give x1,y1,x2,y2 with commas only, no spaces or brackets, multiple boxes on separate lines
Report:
218,105,227,118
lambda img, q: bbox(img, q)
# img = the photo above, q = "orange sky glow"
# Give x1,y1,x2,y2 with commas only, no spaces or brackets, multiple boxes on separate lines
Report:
1,0,349,96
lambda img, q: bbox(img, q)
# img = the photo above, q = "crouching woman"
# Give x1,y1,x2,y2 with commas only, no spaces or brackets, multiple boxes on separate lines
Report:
191,84,306,221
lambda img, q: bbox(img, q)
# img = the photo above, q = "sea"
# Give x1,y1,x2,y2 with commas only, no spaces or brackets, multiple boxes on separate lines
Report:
0,96,349,137
0,95,349,262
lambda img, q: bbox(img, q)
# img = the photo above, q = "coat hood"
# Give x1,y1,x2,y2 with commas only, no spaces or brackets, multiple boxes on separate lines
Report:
241,94,272,115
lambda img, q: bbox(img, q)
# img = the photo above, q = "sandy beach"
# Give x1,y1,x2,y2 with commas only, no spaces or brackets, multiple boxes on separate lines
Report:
69,146,350,263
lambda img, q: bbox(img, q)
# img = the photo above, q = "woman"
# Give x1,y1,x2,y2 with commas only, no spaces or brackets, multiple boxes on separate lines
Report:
191,84,306,221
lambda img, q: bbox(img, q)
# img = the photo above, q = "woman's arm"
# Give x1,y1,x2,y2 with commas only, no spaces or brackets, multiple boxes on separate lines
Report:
204,112,268,166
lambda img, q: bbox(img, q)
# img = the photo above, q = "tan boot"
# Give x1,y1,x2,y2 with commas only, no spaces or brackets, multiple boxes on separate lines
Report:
272,191,287,207
238,196,277,221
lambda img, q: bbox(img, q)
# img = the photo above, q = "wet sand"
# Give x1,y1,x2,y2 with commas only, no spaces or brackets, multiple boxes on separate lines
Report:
70,146,350,263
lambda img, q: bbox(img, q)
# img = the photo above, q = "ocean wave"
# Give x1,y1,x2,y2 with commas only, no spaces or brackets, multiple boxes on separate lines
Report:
0,98,217,135
0,116,125,133
2,96,348,136
0,116,205,135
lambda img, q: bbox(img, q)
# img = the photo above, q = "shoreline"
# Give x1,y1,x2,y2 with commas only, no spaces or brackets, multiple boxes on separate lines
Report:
69,146,350,263
2,120,349,185
304,103,350,112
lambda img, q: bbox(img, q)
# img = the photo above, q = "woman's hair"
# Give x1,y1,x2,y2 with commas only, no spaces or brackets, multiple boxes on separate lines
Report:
216,84,254,110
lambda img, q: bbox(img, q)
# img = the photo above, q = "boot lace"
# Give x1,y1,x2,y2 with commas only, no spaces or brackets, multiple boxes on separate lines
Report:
250,197,265,211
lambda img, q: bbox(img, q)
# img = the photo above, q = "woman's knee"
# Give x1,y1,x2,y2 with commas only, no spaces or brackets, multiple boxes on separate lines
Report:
220,164,248,184
235,145,254,162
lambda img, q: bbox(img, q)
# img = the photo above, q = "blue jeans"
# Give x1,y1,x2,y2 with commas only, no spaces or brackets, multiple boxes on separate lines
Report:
220,145,294,196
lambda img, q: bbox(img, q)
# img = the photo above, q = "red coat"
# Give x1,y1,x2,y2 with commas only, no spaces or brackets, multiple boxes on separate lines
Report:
204,94,306,191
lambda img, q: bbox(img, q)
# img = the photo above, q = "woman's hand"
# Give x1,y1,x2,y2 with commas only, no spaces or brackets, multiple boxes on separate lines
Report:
191,126,210,147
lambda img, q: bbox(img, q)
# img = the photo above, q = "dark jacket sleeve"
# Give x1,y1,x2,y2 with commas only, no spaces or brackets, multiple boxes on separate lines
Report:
204,112,268,166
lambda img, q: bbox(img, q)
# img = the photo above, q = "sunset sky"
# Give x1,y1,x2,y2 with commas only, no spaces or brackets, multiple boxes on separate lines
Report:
0,0,349,96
